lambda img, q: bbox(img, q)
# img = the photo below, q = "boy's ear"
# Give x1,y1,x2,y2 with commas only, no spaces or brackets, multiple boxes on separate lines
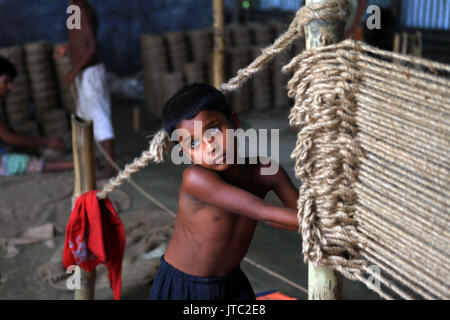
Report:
230,112,241,129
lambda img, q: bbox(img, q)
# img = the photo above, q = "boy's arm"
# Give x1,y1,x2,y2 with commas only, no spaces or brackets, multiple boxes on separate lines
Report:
183,166,299,232
258,161,300,232
263,162,299,211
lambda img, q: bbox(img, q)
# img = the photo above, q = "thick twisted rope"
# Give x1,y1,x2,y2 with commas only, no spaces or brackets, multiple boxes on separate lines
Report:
285,40,366,281
96,130,171,200
282,39,450,299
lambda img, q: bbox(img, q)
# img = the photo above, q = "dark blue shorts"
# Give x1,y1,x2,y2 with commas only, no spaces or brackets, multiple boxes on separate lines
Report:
149,256,255,300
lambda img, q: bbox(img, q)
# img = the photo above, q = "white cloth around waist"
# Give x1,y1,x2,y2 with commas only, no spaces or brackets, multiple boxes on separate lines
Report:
75,63,115,141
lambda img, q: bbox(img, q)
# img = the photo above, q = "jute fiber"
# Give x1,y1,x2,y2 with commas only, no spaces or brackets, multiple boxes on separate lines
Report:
283,40,450,300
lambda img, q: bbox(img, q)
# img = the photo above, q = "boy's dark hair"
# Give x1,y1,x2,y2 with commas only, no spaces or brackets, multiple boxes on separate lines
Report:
0,56,18,79
162,83,232,136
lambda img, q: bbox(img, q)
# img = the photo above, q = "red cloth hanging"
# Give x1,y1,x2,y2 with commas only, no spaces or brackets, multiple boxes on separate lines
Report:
63,190,126,300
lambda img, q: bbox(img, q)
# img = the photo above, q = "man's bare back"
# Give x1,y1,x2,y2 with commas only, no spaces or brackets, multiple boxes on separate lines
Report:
63,0,100,86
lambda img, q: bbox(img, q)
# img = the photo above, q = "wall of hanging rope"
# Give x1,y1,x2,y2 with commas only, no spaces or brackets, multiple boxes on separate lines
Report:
220,0,450,300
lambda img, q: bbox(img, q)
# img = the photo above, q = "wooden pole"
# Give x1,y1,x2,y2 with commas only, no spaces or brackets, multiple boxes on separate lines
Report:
213,0,226,89
71,114,97,300
133,106,140,133
393,33,401,53
304,0,345,300
401,32,408,55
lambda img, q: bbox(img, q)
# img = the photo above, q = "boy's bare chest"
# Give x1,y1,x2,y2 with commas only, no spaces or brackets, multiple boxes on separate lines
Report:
180,174,267,223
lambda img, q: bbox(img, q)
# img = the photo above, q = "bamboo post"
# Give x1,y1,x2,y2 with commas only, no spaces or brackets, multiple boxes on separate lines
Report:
304,0,344,300
213,0,226,89
393,33,401,53
413,31,422,57
71,114,97,300
401,32,408,55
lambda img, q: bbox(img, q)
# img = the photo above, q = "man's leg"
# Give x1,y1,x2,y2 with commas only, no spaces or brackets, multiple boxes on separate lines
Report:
75,64,116,179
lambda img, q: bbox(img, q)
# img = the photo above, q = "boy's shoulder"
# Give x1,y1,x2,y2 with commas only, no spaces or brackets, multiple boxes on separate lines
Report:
181,165,218,188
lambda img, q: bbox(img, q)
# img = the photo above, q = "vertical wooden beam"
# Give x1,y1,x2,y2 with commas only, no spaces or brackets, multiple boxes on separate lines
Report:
308,264,343,299
71,114,97,300
213,0,226,89
304,0,345,300
305,0,345,49
133,106,140,133
401,32,408,55
393,33,401,53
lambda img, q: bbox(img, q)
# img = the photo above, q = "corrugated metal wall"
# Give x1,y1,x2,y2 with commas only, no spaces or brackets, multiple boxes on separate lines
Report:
401,0,450,30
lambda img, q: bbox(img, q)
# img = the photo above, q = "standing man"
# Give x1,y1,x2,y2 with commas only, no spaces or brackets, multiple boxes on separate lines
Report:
54,0,116,177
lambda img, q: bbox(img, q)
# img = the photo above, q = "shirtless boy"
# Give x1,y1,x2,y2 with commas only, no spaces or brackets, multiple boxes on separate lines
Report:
54,0,116,177
150,83,300,300
0,56,73,176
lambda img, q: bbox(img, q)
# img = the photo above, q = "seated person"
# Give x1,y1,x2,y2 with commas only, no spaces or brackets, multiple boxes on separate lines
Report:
149,83,300,300
0,56,73,176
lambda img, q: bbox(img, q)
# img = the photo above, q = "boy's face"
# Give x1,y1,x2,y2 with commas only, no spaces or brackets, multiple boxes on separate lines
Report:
176,110,240,171
0,74,13,98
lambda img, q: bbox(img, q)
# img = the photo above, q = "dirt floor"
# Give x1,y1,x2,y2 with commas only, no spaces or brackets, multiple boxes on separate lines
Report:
0,96,380,300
